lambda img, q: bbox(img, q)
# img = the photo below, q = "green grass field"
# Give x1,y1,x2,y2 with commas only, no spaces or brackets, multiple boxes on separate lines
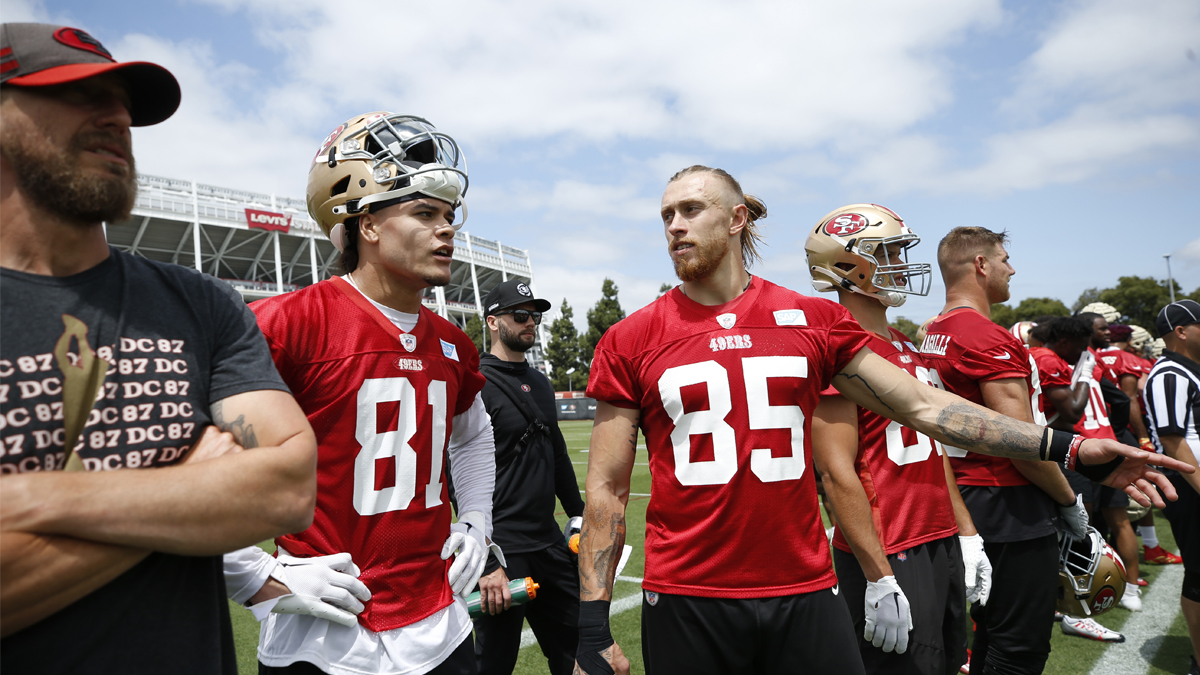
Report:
230,420,1192,675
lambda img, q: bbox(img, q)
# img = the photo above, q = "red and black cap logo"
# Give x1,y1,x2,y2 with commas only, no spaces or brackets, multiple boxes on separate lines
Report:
53,27,114,61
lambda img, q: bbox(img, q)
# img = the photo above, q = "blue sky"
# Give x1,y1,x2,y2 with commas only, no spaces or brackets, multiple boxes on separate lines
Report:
10,0,1199,330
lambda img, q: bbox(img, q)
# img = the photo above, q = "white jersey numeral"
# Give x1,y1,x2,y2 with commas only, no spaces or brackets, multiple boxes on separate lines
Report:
885,366,943,466
657,356,807,487
353,377,447,516
1080,384,1111,431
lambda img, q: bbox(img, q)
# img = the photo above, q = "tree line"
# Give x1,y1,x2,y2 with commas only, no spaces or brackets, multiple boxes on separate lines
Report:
888,276,1200,342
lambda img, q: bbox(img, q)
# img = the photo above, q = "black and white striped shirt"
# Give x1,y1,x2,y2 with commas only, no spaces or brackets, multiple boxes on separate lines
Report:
1144,350,1200,455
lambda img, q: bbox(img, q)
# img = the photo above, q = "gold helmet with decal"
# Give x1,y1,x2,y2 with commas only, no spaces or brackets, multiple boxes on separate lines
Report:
1057,527,1127,617
306,112,468,251
805,204,932,308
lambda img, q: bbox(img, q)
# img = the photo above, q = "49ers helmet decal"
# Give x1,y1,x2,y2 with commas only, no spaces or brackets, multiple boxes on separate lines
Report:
1057,526,1127,617
306,112,468,251
805,204,932,308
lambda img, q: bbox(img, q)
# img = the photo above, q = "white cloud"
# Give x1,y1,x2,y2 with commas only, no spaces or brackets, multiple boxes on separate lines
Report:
1177,237,1200,268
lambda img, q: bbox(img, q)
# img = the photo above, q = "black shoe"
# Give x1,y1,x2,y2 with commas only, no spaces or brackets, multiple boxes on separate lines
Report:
1189,654,1199,675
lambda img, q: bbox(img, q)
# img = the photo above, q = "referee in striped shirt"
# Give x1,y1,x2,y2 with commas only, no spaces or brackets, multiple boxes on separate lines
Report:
1144,299,1200,675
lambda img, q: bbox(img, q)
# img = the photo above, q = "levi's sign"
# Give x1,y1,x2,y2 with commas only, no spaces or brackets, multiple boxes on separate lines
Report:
244,208,291,233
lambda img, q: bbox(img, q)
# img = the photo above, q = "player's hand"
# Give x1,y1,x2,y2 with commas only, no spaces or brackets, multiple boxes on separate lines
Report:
268,552,372,628
442,521,487,598
478,566,512,615
184,425,243,464
572,642,630,675
864,576,913,654
1056,493,1089,539
959,534,992,606
1071,351,1097,386
1077,438,1194,507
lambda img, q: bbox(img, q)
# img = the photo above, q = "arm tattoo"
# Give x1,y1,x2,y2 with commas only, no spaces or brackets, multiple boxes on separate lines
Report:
210,400,260,449
934,403,1041,461
833,371,897,414
578,504,626,599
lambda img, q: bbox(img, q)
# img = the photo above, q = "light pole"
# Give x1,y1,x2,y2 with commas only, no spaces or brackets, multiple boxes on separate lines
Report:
1165,254,1176,303
566,367,576,393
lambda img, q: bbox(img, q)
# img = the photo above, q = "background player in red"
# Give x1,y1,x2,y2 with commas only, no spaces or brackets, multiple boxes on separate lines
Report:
920,227,1093,674
1099,324,1154,450
224,112,502,675
807,204,987,674
573,167,1189,675
1030,316,1141,635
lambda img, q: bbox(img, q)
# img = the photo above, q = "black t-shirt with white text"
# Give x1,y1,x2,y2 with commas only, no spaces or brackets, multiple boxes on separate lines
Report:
1,248,287,674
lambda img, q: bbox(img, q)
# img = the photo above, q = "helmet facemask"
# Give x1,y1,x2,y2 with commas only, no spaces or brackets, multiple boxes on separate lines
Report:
1058,527,1127,617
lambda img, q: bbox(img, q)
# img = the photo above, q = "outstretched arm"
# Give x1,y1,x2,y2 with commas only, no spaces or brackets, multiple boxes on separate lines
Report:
979,378,1076,507
833,350,1191,506
811,395,892,582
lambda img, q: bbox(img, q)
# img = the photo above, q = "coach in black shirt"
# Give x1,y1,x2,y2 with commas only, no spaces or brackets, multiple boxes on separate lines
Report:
1144,299,1200,675
470,280,585,675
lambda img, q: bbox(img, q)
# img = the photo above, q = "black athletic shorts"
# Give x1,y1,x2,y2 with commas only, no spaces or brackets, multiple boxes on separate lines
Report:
833,536,968,675
1162,471,1199,574
640,586,865,675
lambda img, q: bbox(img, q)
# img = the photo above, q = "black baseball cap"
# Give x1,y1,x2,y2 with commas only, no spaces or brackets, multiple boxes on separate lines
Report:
1156,299,1200,336
484,280,551,317
1,23,180,126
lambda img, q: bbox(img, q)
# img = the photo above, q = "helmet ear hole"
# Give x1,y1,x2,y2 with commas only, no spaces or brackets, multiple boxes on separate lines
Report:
330,175,351,198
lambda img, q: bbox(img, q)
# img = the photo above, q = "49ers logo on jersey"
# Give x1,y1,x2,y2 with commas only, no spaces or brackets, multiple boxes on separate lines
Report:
824,213,870,236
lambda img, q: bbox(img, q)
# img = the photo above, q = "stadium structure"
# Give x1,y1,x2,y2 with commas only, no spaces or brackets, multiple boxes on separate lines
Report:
106,174,549,368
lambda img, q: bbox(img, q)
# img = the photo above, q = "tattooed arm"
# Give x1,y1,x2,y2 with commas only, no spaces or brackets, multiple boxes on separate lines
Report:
0,389,316,557
978,378,1075,506
572,402,635,675
832,350,1191,507
579,402,638,602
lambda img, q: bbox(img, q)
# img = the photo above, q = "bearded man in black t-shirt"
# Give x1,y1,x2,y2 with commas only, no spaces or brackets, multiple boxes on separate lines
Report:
0,22,316,674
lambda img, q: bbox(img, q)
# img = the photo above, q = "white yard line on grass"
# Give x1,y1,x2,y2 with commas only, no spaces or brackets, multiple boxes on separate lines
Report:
1087,563,1184,675
519,578,643,649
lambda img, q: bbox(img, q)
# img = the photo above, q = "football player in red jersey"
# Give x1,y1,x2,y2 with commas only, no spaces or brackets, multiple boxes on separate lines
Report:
1031,316,1143,617
223,113,501,675
807,205,987,674
919,228,1093,674
572,168,1190,675
1099,324,1155,451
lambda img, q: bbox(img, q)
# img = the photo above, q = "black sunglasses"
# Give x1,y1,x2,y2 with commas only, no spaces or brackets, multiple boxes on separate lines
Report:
494,309,542,325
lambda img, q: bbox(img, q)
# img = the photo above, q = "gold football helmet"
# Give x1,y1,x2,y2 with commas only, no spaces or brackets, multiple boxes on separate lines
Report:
1128,325,1152,352
1058,527,1127,617
805,204,932,308
306,112,468,251
1080,302,1120,323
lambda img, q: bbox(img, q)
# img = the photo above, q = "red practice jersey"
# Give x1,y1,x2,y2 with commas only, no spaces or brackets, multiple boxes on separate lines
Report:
252,278,485,632
1097,348,1148,386
919,308,1045,487
827,328,958,556
1032,347,1116,441
587,278,870,598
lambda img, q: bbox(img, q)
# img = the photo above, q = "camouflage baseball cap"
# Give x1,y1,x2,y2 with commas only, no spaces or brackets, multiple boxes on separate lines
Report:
1,23,180,126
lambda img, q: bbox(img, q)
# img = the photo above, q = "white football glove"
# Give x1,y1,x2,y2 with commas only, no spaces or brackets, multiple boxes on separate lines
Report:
266,552,372,628
864,576,913,654
1071,351,1097,387
959,534,993,606
442,520,488,598
1057,493,1088,539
